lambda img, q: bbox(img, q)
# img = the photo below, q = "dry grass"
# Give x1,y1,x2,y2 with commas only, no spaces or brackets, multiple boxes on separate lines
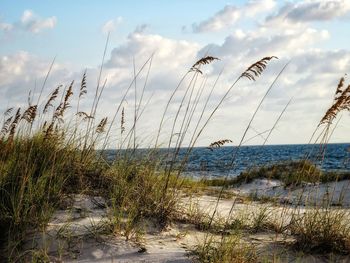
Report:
240,56,278,81
190,56,219,74
290,208,350,254
319,76,350,126
195,234,257,263
0,51,245,261
1,47,349,263
207,139,233,151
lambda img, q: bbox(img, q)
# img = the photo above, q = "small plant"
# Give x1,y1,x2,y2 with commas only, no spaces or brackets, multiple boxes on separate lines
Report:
250,206,273,233
202,160,350,188
195,233,257,263
290,208,350,254
183,198,212,231
30,249,51,263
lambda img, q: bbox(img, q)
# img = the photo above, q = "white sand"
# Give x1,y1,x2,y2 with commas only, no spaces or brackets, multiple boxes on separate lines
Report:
25,195,192,263
24,180,350,262
235,179,350,206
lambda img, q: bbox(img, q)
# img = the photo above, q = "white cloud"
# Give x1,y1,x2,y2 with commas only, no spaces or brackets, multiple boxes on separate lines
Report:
118,23,349,144
0,30,202,145
192,5,241,33
102,17,123,35
192,0,276,33
106,30,199,70
0,22,13,32
200,27,329,65
0,51,73,115
192,0,350,34
20,10,57,33
244,0,277,17
1,20,350,146
0,10,56,34
267,0,350,24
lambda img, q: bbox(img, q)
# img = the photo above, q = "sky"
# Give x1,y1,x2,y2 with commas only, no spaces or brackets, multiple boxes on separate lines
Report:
1,0,350,147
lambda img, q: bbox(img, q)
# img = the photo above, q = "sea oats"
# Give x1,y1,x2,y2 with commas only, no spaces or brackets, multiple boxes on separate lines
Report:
190,56,219,74
43,85,61,113
8,108,21,137
96,117,108,133
76,111,94,121
22,105,38,123
320,76,350,125
79,70,87,98
240,56,278,81
208,139,233,151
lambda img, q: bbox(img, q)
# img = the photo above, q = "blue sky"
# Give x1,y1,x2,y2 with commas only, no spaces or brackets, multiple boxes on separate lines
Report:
1,0,349,64
1,0,253,65
1,1,350,146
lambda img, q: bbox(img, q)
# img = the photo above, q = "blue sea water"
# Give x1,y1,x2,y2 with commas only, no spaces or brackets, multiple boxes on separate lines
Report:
178,143,350,178
104,143,350,178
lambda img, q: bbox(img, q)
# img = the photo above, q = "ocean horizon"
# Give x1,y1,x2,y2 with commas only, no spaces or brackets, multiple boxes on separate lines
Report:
103,143,350,178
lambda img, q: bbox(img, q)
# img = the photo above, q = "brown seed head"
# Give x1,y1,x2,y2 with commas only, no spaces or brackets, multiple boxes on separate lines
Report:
240,56,278,81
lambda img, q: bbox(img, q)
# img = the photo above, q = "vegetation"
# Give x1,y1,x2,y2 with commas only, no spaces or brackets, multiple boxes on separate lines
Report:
0,45,350,263
202,160,350,188
195,74,350,263
0,51,206,259
195,234,257,263
291,208,350,254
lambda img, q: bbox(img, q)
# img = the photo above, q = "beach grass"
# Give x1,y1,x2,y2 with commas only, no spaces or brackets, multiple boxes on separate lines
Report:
201,160,350,188
0,50,350,263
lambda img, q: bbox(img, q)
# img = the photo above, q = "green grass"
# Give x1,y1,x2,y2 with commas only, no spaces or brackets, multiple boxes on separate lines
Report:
0,133,105,257
0,52,228,261
290,208,350,254
194,233,257,263
1,50,349,263
201,160,350,188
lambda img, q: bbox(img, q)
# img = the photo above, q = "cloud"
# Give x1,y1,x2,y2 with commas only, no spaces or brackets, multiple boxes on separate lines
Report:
1,20,350,146
0,29,202,146
106,29,199,70
192,5,241,33
0,51,72,111
20,10,57,33
0,22,13,32
267,0,350,24
102,17,123,35
0,10,56,34
199,27,329,68
133,24,149,34
190,17,350,144
102,24,346,145
244,0,277,17
192,0,276,33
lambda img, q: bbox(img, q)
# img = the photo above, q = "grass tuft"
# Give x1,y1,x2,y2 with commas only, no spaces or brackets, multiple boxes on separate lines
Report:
291,208,350,254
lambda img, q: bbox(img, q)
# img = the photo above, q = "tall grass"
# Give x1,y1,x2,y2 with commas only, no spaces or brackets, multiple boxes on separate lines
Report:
196,74,350,262
291,208,350,254
1,41,349,262
0,46,279,261
0,72,107,259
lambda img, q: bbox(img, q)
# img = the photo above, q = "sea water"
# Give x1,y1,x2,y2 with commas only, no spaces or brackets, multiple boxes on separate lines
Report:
103,143,350,178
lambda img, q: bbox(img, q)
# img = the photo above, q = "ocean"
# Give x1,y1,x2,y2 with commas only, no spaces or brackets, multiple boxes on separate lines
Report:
104,143,350,178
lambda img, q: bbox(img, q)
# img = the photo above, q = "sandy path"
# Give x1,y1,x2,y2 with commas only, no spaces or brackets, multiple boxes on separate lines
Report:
24,182,350,262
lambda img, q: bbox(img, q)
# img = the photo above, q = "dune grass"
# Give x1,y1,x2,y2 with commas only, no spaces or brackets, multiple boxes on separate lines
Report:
0,47,349,263
194,233,257,263
196,75,350,262
290,208,350,254
0,50,241,261
201,160,350,188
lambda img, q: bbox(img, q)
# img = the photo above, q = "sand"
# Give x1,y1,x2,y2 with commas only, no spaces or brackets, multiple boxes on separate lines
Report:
24,180,350,262
235,178,350,206
25,195,192,263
